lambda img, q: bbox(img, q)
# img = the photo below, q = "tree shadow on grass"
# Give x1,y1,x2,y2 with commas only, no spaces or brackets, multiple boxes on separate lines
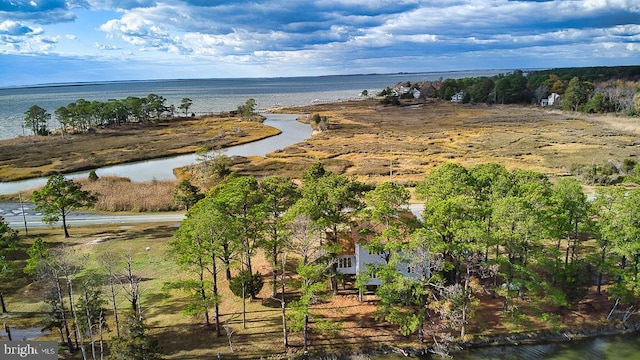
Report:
151,320,289,360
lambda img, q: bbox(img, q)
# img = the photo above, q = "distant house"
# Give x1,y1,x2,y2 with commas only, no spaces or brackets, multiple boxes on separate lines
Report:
541,93,561,107
336,212,422,287
451,91,464,103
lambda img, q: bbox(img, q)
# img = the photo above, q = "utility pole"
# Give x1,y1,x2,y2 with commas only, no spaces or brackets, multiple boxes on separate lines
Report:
19,192,28,236
389,147,393,181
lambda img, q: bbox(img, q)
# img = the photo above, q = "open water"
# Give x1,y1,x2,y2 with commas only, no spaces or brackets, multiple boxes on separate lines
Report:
0,70,506,140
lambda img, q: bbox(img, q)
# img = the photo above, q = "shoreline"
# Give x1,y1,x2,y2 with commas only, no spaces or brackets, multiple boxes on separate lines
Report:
324,322,640,359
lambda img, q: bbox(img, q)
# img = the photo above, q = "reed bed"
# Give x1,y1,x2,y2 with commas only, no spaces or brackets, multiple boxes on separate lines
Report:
78,175,177,212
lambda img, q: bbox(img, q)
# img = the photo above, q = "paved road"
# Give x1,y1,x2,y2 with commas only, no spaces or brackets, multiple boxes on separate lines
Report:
1,202,424,230
0,202,185,230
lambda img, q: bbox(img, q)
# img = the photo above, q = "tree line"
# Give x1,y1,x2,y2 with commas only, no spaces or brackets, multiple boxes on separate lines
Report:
23,95,195,136
5,159,640,356
23,96,261,137
380,66,640,116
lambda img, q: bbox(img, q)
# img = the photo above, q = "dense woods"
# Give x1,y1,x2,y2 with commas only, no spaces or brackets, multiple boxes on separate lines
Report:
167,162,640,355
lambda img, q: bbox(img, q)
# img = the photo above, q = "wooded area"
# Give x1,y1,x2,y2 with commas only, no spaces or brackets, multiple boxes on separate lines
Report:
5,159,640,358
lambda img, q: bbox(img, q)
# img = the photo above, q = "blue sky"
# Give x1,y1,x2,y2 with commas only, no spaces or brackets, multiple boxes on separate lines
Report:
1,0,639,87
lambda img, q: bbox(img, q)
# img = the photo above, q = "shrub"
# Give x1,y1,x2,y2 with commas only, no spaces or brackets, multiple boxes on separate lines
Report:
88,170,99,182
558,260,592,306
623,158,637,173
229,270,264,299
380,95,400,106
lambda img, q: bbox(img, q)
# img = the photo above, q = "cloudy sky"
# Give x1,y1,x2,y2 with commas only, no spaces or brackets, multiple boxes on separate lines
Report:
0,0,639,87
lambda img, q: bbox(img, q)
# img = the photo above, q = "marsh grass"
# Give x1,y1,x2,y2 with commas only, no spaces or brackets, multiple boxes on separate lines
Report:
78,176,178,212
248,101,640,185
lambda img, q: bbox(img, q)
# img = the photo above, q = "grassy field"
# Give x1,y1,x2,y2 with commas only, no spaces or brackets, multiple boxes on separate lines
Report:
0,222,415,359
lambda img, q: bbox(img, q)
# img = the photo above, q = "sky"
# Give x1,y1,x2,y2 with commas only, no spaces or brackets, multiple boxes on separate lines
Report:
0,0,639,87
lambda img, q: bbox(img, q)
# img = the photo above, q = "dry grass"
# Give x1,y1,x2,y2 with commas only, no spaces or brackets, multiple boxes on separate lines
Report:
77,176,178,212
238,100,640,186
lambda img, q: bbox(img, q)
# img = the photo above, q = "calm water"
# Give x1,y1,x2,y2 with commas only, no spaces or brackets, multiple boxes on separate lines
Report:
0,70,506,140
374,335,640,359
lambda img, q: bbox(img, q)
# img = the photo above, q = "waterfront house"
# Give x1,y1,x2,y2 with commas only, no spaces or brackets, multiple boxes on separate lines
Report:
336,212,421,287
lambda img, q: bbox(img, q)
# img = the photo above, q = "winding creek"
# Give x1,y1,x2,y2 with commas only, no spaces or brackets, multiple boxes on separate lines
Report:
0,113,310,195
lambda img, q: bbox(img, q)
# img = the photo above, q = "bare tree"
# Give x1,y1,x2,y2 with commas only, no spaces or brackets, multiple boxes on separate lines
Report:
123,251,141,317
98,252,121,337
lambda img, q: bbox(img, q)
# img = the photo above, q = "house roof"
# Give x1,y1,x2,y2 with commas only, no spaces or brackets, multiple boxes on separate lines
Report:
336,210,418,255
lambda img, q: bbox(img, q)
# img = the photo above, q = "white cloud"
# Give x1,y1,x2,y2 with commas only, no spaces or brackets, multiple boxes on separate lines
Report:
0,0,638,85
94,42,119,50
627,43,640,51
0,20,42,35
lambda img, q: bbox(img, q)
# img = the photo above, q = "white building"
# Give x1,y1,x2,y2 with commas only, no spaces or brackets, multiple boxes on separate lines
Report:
336,214,422,286
541,92,561,107
451,91,464,103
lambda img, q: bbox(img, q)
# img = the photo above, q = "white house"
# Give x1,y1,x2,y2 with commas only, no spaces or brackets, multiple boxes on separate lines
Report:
336,243,417,286
451,91,464,103
336,214,422,286
541,93,561,107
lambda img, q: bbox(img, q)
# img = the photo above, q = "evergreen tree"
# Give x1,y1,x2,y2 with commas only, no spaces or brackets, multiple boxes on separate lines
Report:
562,77,590,111
32,175,97,238
109,313,163,360
172,179,204,210
24,104,51,135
